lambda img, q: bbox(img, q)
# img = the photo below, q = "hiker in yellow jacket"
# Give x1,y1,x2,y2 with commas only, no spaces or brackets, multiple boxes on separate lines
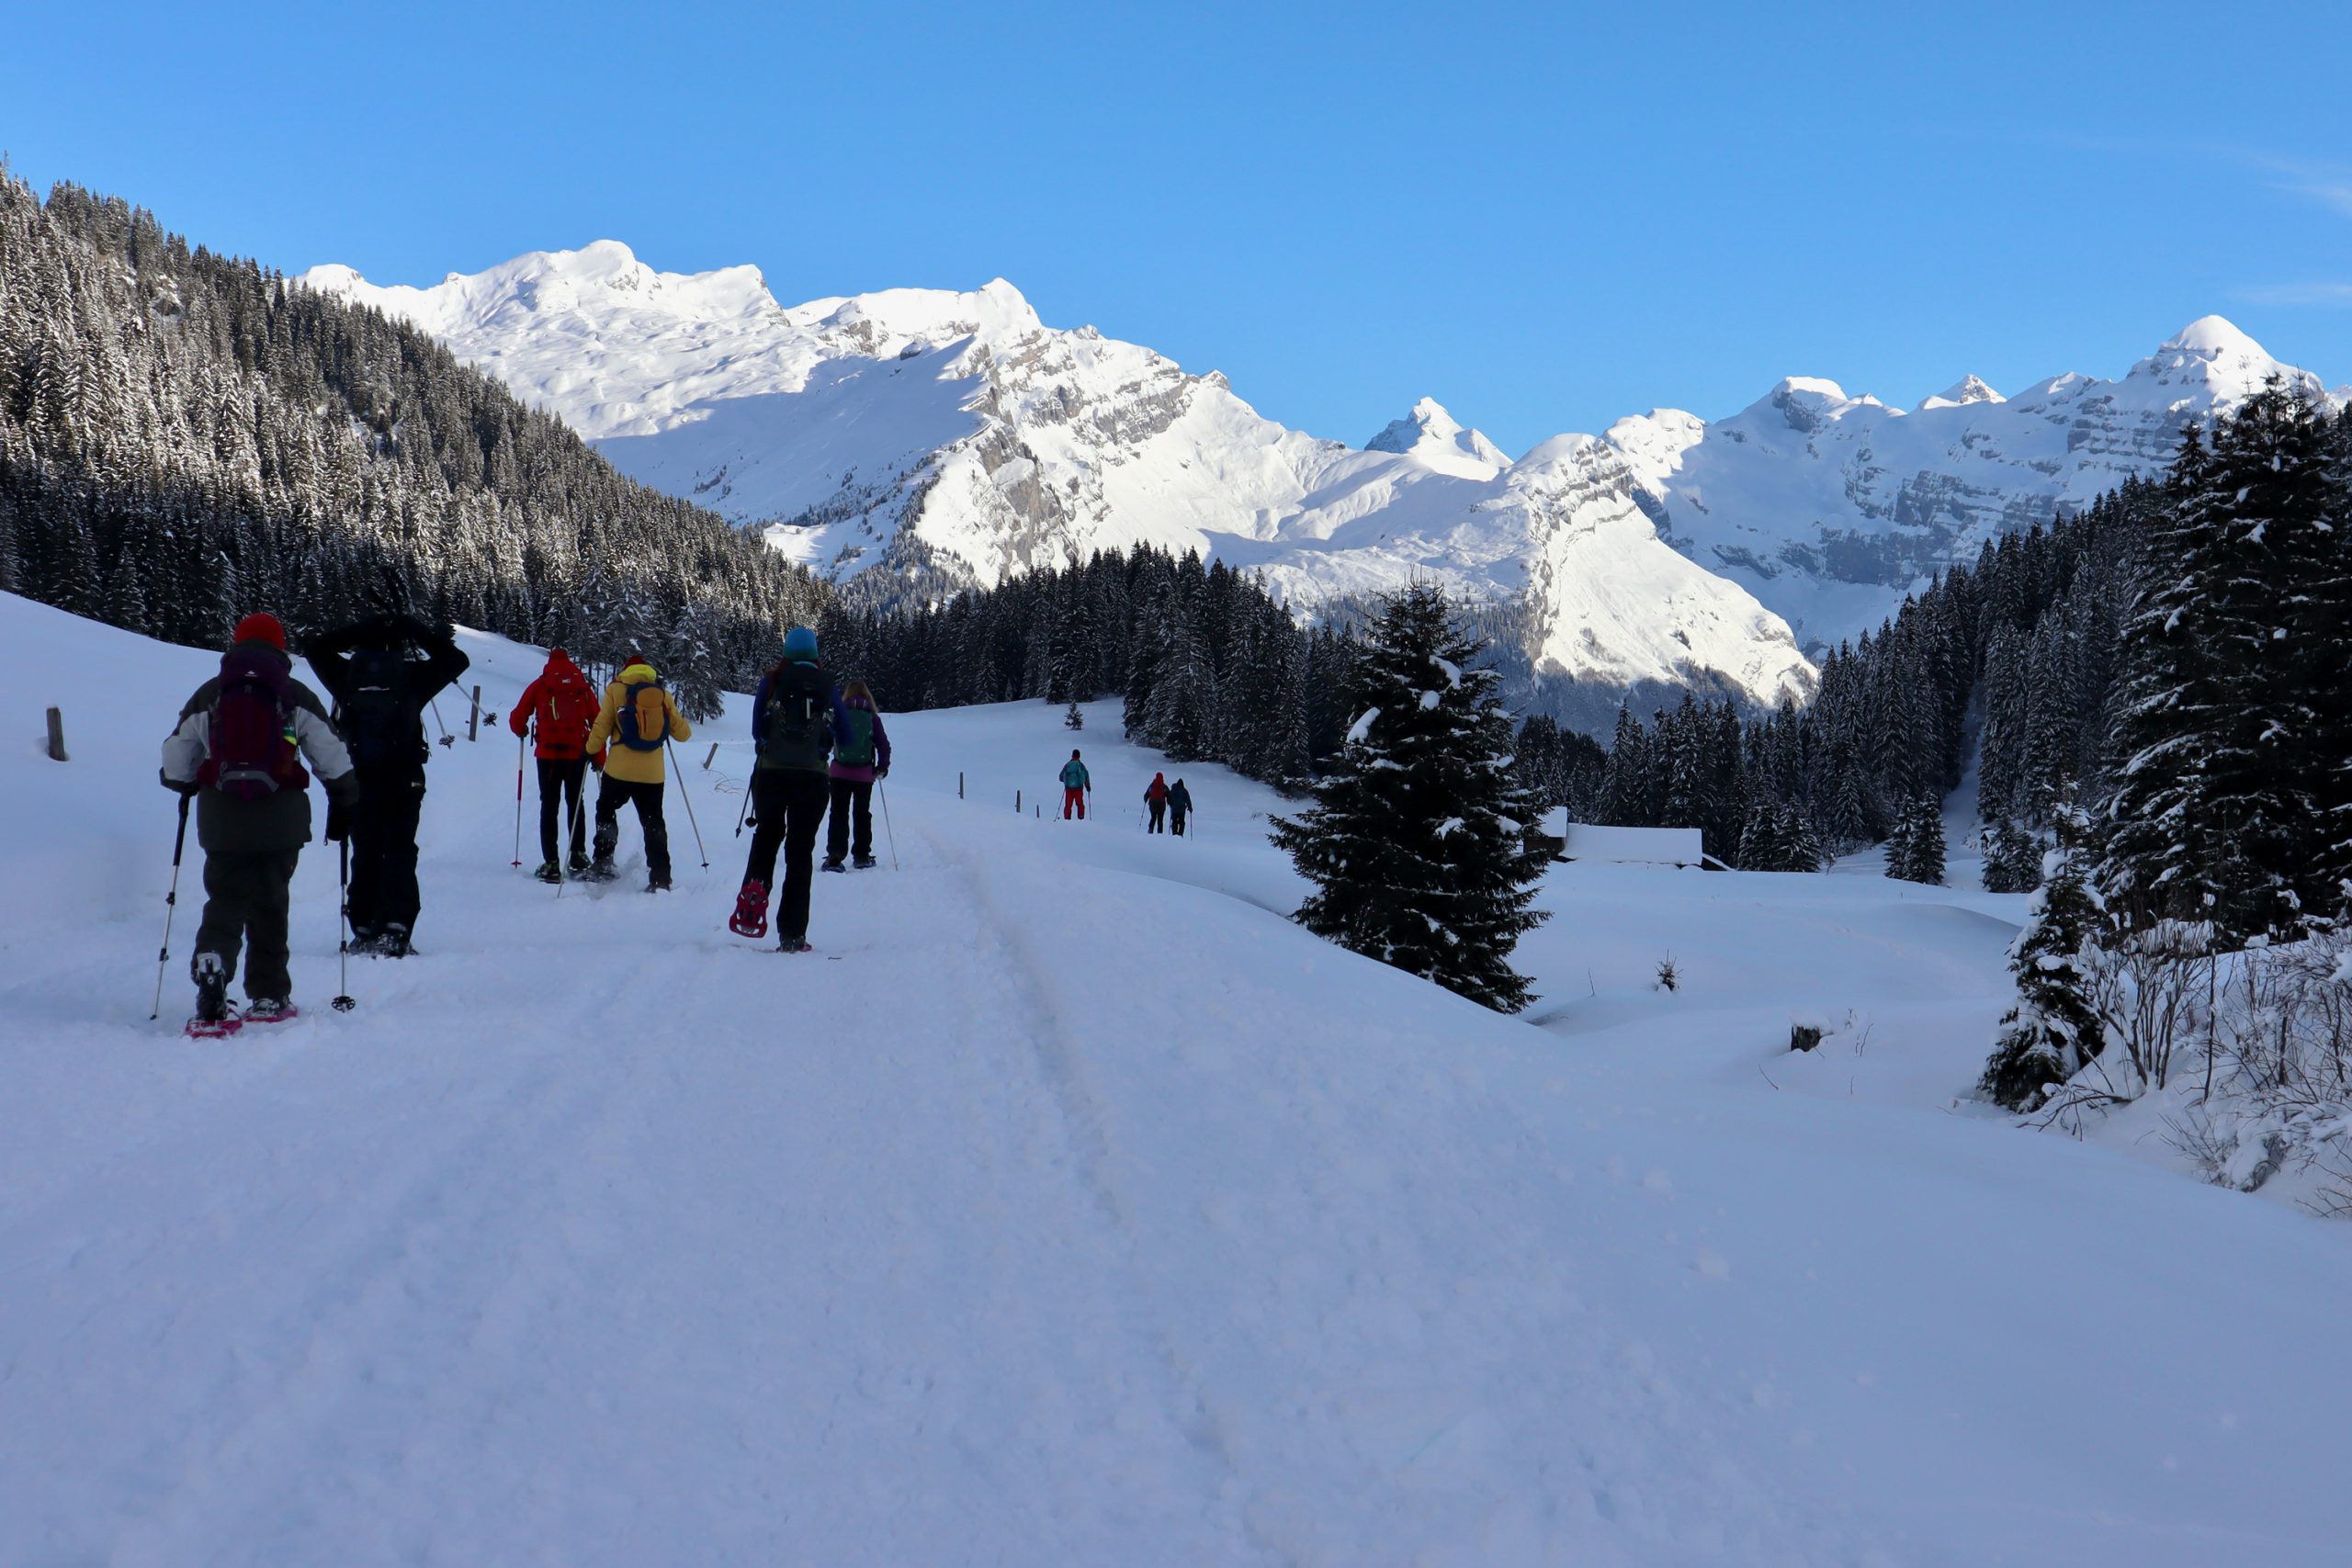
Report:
582,653,694,890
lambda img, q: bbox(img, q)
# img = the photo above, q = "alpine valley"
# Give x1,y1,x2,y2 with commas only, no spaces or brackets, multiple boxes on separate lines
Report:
300,245,2343,726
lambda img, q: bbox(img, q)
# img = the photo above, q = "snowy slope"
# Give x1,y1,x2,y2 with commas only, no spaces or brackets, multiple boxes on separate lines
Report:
300,247,1815,720
1611,316,2340,649
8,592,2352,1564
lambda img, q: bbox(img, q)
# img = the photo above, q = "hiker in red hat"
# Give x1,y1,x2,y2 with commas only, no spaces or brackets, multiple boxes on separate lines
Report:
510,648,602,882
160,612,359,1034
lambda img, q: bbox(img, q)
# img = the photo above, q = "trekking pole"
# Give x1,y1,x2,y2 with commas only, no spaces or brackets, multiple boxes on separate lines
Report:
149,793,192,1021
512,734,526,866
429,695,455,748
733,765,752,838
332,836,356,1012
559,772,590,901
666,738,710,868
878,778,900,871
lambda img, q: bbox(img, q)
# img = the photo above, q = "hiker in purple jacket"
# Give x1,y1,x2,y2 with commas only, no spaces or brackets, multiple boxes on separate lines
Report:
822,677,893,872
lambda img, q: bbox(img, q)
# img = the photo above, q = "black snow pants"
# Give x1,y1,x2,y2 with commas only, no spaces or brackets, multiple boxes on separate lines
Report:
537,757,589,863
347,768,425,941
745,769,830,941
194,848,302,1000
594,775,671,879
825,777,874,864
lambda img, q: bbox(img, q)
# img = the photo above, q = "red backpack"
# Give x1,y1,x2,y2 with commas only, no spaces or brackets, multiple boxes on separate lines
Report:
537,675,596,754
198,648,310,802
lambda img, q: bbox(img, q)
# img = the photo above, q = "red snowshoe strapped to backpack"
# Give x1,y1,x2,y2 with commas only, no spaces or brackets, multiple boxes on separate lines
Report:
198,648,310,802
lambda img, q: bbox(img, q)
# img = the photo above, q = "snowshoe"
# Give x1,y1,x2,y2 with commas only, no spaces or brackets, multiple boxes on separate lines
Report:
243,998,299,1024
820,859,846,874
647,871,673,894
581,858,618,884
729,880,769,939
378,924,413,959
187,955,240,1038
853,855,877,871
534,860,562,885
776,935,814,954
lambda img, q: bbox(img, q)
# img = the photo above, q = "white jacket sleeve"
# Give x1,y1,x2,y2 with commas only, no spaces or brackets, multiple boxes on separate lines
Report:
161,711,209,786
292,705,355,783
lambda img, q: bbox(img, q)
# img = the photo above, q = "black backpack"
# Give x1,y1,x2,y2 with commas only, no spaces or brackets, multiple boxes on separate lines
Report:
337,646,419,771
758,662,831,772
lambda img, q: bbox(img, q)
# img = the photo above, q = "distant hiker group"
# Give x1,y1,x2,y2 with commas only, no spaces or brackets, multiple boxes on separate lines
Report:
161,615,1199,1032
1143,772,1193,836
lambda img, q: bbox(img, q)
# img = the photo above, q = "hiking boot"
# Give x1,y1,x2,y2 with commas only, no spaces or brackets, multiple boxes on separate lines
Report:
535,860,562,885
647,871,673,893
583,857,617,883
379,924,413,959
729,880,769,939
244,998,298,1023
567,851,593,874
192,953,232,1026
853,855,877,871
777,934,813,954
820,859,846,874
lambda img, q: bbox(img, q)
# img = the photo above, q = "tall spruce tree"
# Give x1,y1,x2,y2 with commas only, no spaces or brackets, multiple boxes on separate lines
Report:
1979,805,2104,1111
1270,584,1551,1013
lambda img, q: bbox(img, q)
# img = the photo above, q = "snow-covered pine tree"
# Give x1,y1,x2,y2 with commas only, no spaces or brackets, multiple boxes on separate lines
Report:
1064,700,1083,730
1981,816,2042,894
1885,794,1945,885
1978,805,2104,1111
1270,583,1551,1013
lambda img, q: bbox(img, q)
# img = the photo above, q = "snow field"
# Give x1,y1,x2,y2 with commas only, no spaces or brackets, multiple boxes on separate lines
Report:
7,592,2352,1565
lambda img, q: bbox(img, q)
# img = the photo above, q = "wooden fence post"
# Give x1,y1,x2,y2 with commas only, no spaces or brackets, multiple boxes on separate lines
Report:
1015,788,1022,815
703,743,719,771
46,706,67,762
467,684,481,742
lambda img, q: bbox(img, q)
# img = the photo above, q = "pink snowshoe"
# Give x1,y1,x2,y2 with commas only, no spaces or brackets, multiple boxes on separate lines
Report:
729,880,769,940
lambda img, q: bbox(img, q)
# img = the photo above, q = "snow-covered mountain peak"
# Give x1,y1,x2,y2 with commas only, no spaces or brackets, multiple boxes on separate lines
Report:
2132,314,2319,402
1724,376,1882,442
1364,397,1509,476
1919,374,2003,411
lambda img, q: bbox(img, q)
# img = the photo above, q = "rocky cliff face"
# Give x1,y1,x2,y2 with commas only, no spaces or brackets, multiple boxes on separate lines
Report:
1604,316,2337,651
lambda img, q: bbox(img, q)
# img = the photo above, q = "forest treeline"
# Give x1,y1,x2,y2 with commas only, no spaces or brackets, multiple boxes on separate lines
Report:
0,171,828,718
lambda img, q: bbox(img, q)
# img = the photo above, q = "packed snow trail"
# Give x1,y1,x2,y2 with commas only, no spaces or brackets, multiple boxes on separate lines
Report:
8,594,2352,1565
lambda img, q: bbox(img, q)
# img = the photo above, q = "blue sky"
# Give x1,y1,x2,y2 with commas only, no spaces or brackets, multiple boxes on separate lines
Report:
8,1,2348,453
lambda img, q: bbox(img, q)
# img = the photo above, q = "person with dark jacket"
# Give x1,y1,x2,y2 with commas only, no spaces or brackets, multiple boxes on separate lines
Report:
1169,778,1193,837
307,612,469,955
1144,772,1169,833
822,677,893,872
510,648,601,881
161,613,359,1029
730,626,853,951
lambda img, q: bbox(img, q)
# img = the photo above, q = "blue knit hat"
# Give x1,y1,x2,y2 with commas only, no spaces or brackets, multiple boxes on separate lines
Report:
783,626,818,660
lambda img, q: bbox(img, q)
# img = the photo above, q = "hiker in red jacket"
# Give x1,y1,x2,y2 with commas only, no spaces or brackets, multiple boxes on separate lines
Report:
510,649,601,882
1144,772,1169,833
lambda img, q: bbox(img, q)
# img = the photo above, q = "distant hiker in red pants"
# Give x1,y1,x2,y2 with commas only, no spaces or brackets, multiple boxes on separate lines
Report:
1060,750,1091,819
1144,772,1169,832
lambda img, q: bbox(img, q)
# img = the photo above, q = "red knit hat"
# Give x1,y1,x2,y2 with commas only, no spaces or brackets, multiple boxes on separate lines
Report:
232,613,287,651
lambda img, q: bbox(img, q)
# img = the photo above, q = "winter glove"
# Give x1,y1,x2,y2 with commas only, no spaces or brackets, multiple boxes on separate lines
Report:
160,769,199,797
323,799,351,844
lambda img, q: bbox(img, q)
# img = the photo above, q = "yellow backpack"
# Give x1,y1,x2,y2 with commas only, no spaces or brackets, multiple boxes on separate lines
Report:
616,678,670,751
